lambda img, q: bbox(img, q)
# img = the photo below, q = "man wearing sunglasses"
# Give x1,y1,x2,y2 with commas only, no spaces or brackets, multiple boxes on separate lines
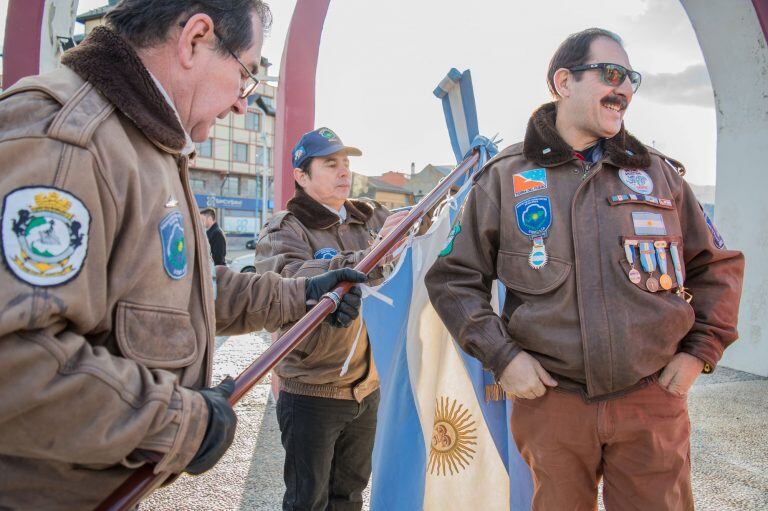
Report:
427,27,744,509
0,1,368,508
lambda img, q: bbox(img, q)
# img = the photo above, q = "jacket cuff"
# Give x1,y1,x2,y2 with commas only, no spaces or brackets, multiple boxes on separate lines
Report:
132,385,208,474
678,334,721,373
489,341,522,381
282,276,308,324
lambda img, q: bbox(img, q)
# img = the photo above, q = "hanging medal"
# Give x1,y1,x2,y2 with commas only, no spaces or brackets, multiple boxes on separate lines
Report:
515,196,553,270
638,241,659,292
529,236,548,268
669,241,691,302
623,239,641,284
654,240,673,290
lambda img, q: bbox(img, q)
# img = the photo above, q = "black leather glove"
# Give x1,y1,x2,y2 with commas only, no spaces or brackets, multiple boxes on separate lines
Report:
186,377,237,475
305,268,367,328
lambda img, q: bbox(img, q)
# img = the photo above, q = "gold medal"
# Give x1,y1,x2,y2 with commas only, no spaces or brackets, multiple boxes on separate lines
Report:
659,273,673,290
646,276,659,293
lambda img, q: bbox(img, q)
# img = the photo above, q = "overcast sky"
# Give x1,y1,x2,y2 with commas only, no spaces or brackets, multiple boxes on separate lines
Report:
1,0,717,185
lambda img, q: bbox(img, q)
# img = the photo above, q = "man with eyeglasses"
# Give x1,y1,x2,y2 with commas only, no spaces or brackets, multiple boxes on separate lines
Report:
426,27,744,509
0,1,368,508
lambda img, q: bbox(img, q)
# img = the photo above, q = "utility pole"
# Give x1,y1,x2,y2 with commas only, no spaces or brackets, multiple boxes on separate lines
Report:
260,128,270,231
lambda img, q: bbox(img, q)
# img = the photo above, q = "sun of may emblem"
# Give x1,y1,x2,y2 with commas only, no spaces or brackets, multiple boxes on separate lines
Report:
428,396,478,476
2,187,90,287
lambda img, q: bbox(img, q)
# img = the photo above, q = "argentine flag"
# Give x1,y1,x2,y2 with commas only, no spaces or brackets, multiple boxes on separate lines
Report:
364,67,532,510
364,160,533,511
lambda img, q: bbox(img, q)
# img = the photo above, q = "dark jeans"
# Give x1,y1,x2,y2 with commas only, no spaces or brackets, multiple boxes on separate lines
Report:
277,390,379,511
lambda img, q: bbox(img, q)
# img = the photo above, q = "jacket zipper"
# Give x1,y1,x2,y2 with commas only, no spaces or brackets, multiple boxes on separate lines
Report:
179,156,215,385
570,159,602,396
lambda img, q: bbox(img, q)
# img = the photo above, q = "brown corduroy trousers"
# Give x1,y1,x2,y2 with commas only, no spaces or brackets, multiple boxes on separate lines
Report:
510,380,694,511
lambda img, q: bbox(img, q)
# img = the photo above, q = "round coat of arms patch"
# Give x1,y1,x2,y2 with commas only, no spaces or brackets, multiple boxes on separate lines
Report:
2,187,90,287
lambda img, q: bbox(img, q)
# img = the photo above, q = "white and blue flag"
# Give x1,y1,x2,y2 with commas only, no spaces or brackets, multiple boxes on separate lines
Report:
364,69,532,510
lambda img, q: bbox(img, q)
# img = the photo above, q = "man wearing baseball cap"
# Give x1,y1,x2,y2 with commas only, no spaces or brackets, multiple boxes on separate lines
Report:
253,127,407,510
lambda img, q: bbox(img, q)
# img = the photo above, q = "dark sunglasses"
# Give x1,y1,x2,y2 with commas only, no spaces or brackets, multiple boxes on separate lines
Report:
179,21,260,98
568,63,642,93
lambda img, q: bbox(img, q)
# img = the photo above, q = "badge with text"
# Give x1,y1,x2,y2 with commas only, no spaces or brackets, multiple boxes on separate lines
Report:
513,168,548,197
159,211,187,279
2,187,90,287
314,247,338,260
619,168,654,194
638,241,659,292
515,196,552,269
632,211,667,236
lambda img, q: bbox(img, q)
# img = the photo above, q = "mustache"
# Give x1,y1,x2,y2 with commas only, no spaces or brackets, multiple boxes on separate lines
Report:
601,94,628,110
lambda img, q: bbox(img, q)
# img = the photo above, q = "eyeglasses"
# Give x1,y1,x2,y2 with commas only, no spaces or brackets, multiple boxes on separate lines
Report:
568,63,642,93
179,21,260,98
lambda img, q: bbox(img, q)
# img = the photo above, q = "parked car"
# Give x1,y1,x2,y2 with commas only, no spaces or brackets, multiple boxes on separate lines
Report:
245,238,257,250
229,254,256,273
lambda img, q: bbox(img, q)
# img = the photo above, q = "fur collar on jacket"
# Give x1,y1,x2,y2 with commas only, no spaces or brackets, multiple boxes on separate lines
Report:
287,188,374,230
522,102,651,169
61,26,187,151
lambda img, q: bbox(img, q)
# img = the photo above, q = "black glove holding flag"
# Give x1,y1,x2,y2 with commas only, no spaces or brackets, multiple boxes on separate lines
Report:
186,377,237,475
305,268,367,328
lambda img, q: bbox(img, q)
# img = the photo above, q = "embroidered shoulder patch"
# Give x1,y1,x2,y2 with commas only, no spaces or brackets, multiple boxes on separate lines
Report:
314,247,338,260
159,211,188,279
703,210,725,249
2,187,90,287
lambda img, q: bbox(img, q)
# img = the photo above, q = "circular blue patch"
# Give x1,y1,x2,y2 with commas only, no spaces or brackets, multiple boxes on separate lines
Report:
314,247,338,260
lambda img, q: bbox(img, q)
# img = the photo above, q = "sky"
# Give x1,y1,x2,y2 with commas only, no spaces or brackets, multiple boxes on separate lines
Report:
1,0,717,185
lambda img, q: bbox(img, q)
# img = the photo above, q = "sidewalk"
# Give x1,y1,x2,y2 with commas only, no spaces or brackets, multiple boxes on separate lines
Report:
144,332,768,510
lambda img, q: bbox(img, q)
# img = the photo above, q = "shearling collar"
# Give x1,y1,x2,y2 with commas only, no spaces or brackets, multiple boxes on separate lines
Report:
287,188,374,230
522,102,650,169
61,26,187,152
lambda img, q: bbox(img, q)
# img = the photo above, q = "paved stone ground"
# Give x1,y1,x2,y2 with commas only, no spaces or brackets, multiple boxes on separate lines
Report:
144,332,768,510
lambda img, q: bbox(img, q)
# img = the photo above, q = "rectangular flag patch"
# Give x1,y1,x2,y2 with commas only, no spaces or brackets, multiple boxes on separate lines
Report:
632,211,667,236
513,168,547,197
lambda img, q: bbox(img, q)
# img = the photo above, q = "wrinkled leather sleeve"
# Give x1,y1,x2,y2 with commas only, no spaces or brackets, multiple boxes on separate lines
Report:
425,179,521,380
674,178,745,369
214,266,307,335
0,136,206,474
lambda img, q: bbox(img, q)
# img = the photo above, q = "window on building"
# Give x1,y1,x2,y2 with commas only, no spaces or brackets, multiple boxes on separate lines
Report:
267,148,273,165
233,142,248,163
261,96,275,108
241,177,257,197
255,145,267,165
190,178,206,192
195,138,213,158
222,176,239,196
245,111,261,131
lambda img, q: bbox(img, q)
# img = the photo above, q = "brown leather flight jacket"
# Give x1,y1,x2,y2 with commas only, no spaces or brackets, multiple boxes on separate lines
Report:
0,27,306,509
253,189,390,402
426,102,745,400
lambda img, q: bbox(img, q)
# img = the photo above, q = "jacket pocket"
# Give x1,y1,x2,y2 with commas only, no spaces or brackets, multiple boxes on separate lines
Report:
115,301,198,369
496,250,571,295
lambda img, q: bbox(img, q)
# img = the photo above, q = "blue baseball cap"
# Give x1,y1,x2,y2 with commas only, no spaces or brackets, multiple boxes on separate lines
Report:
291,127,362,168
